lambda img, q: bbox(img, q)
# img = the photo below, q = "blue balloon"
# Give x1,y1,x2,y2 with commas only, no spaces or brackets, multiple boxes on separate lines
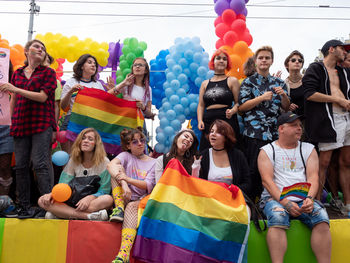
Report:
166,72,176,82
178,58,188,68
156,126,163,133
183,68,191,77
189,102,198,113
193,52,203,63
165,88,175,98
206,71,214,79
160,117,170,128
164,126,175,136
180,97,189,107
159,50,168,58
162,101,171,111
166,59,176,68
195,77,203,87
173,104,184,114
172,65,182,76
184,108,191,116
197,66,207,77
184,50,194,61
52,151,69,166
154,143,165,153
170,79,180,89
163,81,170,90
171,119,181,131
177,114,186,123
166,109,176,121
156,132,166,144
177,73,188,84
189,62,199,73
176,88,186,98
169,134,176,145
182,84,190,92
170,95,180,105
188,94,198,102
158,111,165,119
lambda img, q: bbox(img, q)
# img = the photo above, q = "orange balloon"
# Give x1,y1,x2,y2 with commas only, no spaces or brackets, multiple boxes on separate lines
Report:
233,41,249,56
0,41,10,49
52,183,72,202
219,45,234,55
229,54,243,68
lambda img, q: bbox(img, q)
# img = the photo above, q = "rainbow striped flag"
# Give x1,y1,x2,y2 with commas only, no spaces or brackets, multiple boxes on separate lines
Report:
279,182,311,200
66,88,144,155
133,159,250,263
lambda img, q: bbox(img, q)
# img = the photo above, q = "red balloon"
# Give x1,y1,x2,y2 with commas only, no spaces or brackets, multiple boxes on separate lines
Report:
215,39,225,49
223,31,238,47
222,9,237,25
56,131,68,143
241,30,253,46
215,23,230,38
231,19,246,35
214,16,223,27
237,14,246,21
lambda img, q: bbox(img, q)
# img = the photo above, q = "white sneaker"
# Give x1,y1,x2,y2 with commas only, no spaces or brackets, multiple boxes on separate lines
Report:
45,211,58,219
87,209,108,221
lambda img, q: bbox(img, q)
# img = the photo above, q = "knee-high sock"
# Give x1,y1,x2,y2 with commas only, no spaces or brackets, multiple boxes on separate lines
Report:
112,186,124,210
116,228,136,261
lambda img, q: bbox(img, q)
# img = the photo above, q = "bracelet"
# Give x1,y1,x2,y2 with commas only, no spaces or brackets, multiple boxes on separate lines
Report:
306,196,314,201
285,200,293,212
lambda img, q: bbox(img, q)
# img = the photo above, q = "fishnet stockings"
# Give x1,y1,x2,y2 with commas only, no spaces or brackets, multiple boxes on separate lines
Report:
122,200,140,229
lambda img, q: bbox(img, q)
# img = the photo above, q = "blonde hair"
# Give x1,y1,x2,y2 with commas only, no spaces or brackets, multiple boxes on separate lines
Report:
71,128,106,166
254,46,274,61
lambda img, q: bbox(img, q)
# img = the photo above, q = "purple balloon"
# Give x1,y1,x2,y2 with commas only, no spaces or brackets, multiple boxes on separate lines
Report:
245,0,249,3
214,0,230,16
230,0,245,15
242,6,248,16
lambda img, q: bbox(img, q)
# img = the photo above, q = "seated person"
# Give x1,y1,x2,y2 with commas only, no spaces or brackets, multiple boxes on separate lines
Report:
258,112,331,263
38,128,113,220
192,119,252,198
107,127,156,263
155,129,199,183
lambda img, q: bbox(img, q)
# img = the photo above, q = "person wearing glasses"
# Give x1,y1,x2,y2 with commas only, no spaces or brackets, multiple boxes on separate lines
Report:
108,58,154,119
284,50,305,117
107,127,156,263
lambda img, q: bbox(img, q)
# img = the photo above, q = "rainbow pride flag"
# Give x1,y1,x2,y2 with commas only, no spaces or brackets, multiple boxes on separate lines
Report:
279,182,311,201
66,88,144,154
133,159,250,263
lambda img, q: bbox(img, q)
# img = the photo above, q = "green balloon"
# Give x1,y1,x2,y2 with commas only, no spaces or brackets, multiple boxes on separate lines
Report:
126,53,136,64
116,70,123,77
134,47,144,57
139,41,147,51
326,192,332,203
122,45,130,55
123,38,130,46
119,54,125,62
122,68,131,77
116,75,124,84
119,60,129,70
129,37,138,49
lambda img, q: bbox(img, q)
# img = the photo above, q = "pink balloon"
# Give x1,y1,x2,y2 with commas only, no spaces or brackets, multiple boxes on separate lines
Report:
241,30,253,46
231,19,246,34
222,9,237,25
223,31,238,46
215,38,225,49
214,16,223,27
215,23,231,38
56,131,68,143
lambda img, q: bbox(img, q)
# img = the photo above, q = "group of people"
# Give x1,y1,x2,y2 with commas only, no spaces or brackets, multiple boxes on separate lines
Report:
0,37,350,263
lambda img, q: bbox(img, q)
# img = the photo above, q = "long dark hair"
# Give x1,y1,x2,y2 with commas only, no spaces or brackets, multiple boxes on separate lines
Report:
73,54,99,81
126,57,150,103
163,129,199,175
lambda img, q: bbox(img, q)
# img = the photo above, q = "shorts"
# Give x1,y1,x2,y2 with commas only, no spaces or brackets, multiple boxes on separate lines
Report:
0,125,14,155
263,198,329,229
319,112,350,151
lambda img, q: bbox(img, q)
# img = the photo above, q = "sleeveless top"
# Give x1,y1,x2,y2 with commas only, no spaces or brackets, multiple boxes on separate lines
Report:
203,78,234,108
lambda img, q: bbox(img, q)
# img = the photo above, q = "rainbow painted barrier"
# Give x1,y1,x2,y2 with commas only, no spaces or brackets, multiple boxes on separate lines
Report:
0,218,349,263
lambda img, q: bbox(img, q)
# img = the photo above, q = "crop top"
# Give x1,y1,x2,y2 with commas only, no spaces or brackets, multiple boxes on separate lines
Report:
203,78,234,108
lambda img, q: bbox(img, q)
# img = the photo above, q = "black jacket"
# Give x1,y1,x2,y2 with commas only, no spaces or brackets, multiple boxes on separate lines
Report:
303,62,350,143
199,147,252,197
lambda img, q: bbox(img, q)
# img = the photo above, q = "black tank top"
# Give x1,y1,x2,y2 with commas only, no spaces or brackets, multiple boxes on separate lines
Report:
203,78,234,108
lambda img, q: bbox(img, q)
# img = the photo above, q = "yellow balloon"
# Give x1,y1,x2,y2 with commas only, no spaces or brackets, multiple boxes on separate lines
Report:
101,42,109,50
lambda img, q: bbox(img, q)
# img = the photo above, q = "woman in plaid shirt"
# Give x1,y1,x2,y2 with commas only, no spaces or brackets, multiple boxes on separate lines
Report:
0,39,57,218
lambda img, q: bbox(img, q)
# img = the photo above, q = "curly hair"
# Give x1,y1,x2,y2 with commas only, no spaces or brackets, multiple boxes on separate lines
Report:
70,128,106,166
163,129,199,175
73,54,99,81
120,127,145,152
208,49,232,71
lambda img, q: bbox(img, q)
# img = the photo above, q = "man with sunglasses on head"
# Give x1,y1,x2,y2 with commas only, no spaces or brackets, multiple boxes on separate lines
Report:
303,39,350,213
238,46,290,201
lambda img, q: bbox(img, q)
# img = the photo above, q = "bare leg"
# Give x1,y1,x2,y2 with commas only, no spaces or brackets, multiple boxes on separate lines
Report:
318,150,333,199
311,223,332,263
266,227,287,263
339,146,350,205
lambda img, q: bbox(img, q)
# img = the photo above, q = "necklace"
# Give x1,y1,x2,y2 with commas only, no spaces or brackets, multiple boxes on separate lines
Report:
287,76,302,83
212,147,225,151
214,73,226,76
277,141,297,169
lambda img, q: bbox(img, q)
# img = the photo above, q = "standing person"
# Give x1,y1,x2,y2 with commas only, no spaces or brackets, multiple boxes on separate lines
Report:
38,128,113,220
238,46,290,201
155,129,199,183
341,52,350,68
0,39,56,218
284,50,305,117
60,54,110,153
192,120,251,197
303,40,350,211
107,128,156,263
197,49,241,152
258,112,331,263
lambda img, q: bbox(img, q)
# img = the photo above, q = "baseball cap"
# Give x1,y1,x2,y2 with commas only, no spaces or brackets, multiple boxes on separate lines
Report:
277,112,301,127
321,39,350,56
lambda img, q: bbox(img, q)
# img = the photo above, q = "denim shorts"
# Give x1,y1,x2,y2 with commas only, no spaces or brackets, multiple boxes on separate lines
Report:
0,125,14,155
263,198,329,229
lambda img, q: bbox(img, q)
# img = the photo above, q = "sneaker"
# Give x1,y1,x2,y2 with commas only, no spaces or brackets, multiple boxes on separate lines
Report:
17,207,36,219
87,209,108,221
45,212,59,219
109,207,124,222
34,208,47,219
112,256,129,263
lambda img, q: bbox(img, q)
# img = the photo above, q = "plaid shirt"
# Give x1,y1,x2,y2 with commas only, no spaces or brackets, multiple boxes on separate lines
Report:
10,65,56,137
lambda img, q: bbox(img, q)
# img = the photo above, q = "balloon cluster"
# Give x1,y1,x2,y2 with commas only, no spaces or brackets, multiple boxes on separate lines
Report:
154,37,213,153
149,49,169,109
35,33,109,66
214,7,254,79
116,37,148,85
214,0,249,17
0,34,26,71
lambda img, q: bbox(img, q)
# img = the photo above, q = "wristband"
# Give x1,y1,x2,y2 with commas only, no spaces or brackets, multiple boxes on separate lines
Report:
306,196,314,201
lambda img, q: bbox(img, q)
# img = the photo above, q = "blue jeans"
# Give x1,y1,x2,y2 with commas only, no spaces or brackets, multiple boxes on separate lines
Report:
263,198,329,229
14,127,53,208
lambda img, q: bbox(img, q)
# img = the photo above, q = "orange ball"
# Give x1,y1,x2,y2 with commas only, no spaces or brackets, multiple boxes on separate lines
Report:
52,183,72,202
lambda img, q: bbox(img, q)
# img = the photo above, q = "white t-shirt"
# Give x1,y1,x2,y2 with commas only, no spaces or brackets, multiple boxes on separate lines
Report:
61,78,105,115
260,141,314,201
208,148,232,185
122,84,152,106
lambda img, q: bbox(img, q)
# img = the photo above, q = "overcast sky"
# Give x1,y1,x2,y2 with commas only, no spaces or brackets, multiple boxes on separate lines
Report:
1,0,349,145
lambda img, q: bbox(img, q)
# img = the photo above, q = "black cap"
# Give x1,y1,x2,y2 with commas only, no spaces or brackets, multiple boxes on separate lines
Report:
321,39,350,56
277,112,301,127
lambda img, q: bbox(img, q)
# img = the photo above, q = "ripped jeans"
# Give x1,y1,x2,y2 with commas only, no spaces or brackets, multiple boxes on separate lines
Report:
262,198,329,229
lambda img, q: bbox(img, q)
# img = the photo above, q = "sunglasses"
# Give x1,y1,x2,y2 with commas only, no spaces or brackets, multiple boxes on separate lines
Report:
132,138,146,145
290,58,303,63
132,63,146,68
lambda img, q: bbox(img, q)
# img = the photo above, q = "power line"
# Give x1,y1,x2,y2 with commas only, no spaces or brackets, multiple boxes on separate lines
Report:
1,11,350,21
0,0,350,9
